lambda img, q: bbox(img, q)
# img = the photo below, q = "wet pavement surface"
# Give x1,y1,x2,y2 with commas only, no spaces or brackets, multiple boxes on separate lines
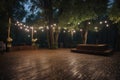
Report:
0,49,120,80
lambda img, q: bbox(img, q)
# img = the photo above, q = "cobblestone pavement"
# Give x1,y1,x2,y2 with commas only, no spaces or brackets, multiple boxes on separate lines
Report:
0,49,120,80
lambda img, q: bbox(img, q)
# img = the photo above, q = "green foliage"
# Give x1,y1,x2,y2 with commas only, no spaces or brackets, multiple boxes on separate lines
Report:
109,0,120,23
0,0,27,42
13,1,27,21
0,0,27,20
58,0,108,31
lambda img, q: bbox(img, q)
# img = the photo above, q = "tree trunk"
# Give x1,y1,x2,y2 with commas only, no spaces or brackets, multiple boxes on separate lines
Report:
82,30,88,44
6,16,12,52
8,17,11,39
54,32,59,48
46,28,50,48
45,0,55,48
54,26,60,48
49,27,55,48
81,21,88,44
71,31,74,40
113,23,120,51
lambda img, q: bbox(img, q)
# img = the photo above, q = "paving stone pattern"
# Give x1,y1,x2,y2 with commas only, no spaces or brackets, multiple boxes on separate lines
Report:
0,49,120,80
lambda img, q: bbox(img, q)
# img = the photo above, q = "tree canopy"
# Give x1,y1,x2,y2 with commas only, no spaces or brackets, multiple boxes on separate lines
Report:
0,0,120,46
109,0,120,23
59,0,108,29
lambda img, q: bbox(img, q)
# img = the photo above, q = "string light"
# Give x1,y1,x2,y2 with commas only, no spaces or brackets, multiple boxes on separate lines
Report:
53,27,55,30
106,24,109,27
20,27,22,29
63,30,66,33
88,22,91,24
23,25,26,27
51,25,53,27
105,21,107,23
39,26,43,29
64,27,67,30
25,28,30,32
20,23,23,26
58,27,61,30
34,30,37,33
30,27,33,29
94,27,98,30
53,24,56,26
25,28,27,31
15,20,110,34
25,28,29,32
46,26,49,30
80,29,83,32
18,24,21,26
27,29,30,32
17,21,19,24
41,29,44,32
99,21,103,24
94,27,98,32
28,35,30,37
73,30,76,33
68,22,70,24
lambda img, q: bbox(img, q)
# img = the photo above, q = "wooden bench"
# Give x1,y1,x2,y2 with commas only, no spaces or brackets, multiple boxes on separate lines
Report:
71,44,113,55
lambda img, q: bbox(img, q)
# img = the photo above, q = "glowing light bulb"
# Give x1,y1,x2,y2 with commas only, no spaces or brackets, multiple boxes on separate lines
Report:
30,27,33,29
53,27,55,30
20,23,23,26
80,29,83,32
73,30,76,33
58,27,61,30
17,21,19,24
94,27,98,30
105,21,107,23
53,24,56,26
51,25,53,27
42,29,44,32
88,22,91,24
39,26,43,29
20,27,22,29
46,26,49,30
100,21,103,24
34,30,37,33
64,27,67,30
28,35,30,37
106,24,109,27
63,30,66,33
27,29,30,32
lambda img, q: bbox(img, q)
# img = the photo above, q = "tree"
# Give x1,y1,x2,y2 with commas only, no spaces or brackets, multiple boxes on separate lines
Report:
108,0,120,50
13,0,27,21
0,0,17,46
30,0,62,48
109,0,120,23
108,0,120,32
0,0,28,49
18,0,109,48
59,0,108,44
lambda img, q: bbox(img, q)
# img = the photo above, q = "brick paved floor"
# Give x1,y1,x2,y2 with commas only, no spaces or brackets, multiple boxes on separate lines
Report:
0,49,120,80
